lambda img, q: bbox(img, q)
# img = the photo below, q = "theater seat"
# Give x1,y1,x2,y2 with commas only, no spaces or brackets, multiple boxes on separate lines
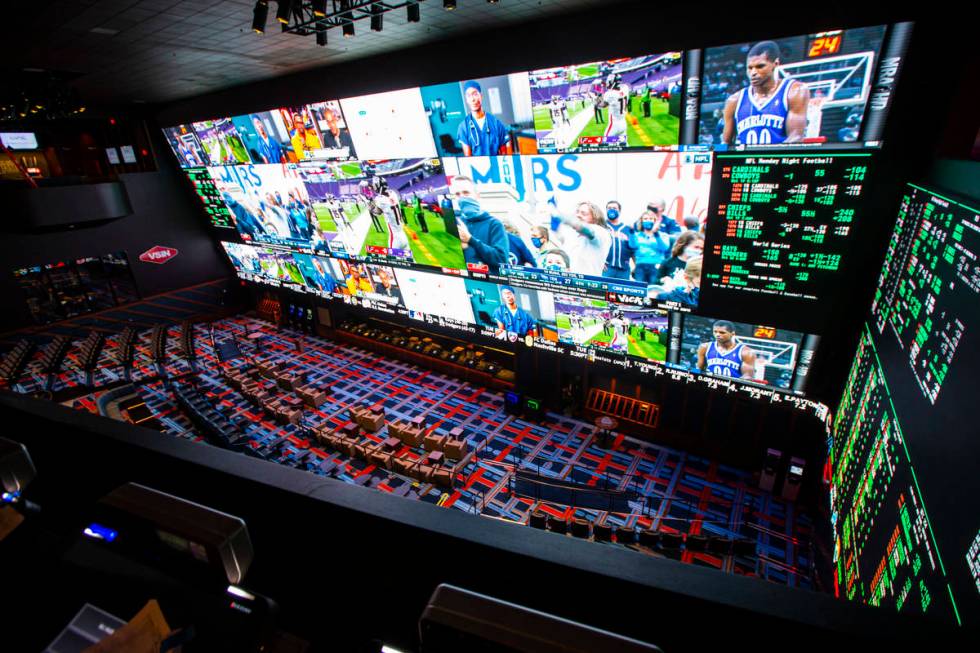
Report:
392,457,415,476
660,532,684,552
570,519,591,539
444,438,468,459
638,528,661,549
423,433,447,452
547,517,568,535
732,538,757,558
614,526,636,545
685,534,708,553
707,536,733,557
593,523,613,542
431,468,453,488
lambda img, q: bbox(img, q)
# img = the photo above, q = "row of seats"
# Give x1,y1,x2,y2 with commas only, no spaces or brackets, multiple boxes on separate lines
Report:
233,367,304,424
527,510,757,558
314,423,455,488
172,382,248,450
150,324,168,362
118,327,138,366
77,331,105,372
39,336,72,374
0,339,35,382
349,404,385,432
179,321,197,361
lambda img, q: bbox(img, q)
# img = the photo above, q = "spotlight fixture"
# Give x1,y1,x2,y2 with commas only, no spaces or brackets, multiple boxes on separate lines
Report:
407,2,420,22
275,0,291,24
487,0,499,3
311,0,327,17
444,0,457,9
315,22,327,46
342,21,354,38
252,1,268,33
371,3,383,32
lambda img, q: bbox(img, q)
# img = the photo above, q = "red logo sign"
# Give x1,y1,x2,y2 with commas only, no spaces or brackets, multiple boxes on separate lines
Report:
139,246,179,264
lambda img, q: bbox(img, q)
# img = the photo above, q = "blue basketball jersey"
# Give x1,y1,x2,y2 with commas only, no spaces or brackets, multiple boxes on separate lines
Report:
705,341,744,378
734,78,793,145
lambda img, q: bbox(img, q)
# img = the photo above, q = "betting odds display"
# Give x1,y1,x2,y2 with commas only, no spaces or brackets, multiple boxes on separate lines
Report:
165,23,912,403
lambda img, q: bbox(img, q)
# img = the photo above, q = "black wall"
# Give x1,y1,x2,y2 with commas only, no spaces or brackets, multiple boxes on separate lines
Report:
0,130,232,332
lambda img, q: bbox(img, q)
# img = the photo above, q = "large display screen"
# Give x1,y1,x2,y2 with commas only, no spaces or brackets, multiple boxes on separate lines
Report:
830,184,980,626
166,22,912,402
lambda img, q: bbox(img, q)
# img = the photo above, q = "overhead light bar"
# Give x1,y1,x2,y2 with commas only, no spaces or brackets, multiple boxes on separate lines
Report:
252,1,268,33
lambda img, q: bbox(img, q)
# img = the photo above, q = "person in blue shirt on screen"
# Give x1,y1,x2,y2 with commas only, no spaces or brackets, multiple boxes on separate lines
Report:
492,285,537,339
251,115,285,164
223,192,265,239
451,176,509,273
632,210,671,285
603,200,636,280
307,258,335,294
457,81,512,156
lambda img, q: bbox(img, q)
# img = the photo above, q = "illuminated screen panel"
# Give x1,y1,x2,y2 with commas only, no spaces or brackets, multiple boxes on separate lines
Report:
185,167,234,230
831,185,980,626
339,89,437,160
208,164,316,249
696,23,911,150
444,151,712,310
302,158,464,271
671,314,817,392
703,152,871,301
163,126,208,168
871,185,980,403
528,53,682,153
421,73,537,158
192,118,252,166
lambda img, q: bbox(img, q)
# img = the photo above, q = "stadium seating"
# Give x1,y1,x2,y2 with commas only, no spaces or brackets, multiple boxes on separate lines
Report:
117,327,138,367
76,331,106,372
39,336,72,374
0,339,36,383
179,320,197,361
150,324,168,362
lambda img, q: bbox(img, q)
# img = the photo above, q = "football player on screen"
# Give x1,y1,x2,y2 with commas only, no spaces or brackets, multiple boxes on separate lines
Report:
697,320,757,380
722,41,810,146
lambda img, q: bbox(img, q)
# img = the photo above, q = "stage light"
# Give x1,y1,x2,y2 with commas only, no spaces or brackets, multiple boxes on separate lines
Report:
407,2,420,22
487,0,499,3
275,0,291,24
343,21,354,37
252,1,268,33
311,0,327,17
371,3,383,31
315,23,327,46
444,0,456,9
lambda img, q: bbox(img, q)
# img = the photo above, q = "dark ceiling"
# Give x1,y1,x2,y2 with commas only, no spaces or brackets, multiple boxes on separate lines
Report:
4,0,623,106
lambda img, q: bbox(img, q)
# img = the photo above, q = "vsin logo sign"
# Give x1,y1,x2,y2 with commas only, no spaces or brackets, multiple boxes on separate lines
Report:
139,246,179,265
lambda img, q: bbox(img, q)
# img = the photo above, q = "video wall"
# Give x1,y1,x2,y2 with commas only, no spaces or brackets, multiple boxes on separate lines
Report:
166,23,912,401
830,184,980,626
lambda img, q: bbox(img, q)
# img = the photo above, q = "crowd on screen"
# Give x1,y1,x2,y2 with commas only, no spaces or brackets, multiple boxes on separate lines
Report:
447,175,704,306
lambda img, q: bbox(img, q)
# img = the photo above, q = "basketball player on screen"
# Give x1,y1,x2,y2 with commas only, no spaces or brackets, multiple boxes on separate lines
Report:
697,320,756,379
722,41,810,145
